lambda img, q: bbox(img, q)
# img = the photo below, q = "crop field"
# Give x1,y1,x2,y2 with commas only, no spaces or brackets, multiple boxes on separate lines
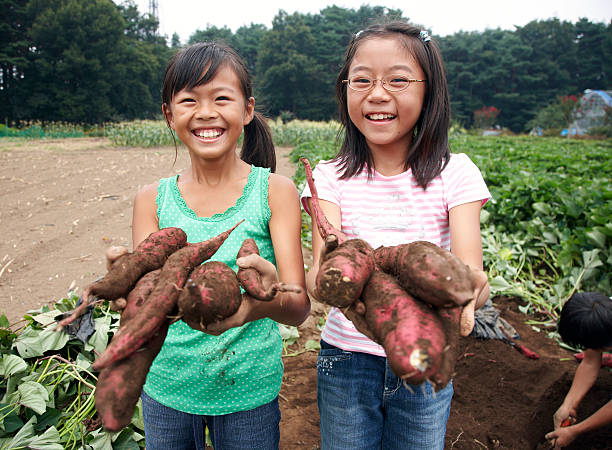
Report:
0,121,610,449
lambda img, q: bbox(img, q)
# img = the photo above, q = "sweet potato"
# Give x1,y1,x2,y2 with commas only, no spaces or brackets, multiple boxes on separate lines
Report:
92,220,243,370
316,239,375,307
374,241,475,308
95,269,170,431
236,238,302,301
430,305,462,389
300,157,375,306
300,157,348,243
178,261,243,331
361,268,446,385
58,227,187,328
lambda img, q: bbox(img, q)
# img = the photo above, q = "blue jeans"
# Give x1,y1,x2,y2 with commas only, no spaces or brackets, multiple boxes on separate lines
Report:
141,391,280,449
317,340,452,450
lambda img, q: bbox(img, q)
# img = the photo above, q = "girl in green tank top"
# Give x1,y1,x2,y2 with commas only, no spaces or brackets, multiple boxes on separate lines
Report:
126,42,309,449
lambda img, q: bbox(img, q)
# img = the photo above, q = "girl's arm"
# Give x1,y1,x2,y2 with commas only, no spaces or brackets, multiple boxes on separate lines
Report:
132,182,160,248
554,349,602,427
449,200,490,336
546,349,608,447
206,174,310,333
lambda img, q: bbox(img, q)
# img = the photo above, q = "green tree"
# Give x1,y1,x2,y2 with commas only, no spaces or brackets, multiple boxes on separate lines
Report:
0,0,30,122
23,0,166,123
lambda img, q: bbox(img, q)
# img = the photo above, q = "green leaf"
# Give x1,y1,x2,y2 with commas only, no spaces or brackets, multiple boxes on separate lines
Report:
5,415,36,448
582,249,603,270
304,340,320,351
30,310,63,327
532,202,551,216
0,315,9,329
278,324,299,342
112,429,141,450
0,405,23,433
14,326,70,358
87,428,113,450
18,381,49,414
585,229,607,249
34,408,62,432
27,426,63,450
489,275,512,292
85,316,111,354
1,354,28,377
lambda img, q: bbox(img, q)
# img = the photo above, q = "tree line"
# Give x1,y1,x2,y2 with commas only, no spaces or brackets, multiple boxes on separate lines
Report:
2,0,610,131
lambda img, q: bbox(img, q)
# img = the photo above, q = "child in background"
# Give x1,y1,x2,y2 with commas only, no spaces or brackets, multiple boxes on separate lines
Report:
131,42,308,449
301,22,490,449
545,292,612,448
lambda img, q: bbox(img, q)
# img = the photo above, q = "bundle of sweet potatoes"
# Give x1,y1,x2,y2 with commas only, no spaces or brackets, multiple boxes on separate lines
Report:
301,158,475,391
60,220,299,431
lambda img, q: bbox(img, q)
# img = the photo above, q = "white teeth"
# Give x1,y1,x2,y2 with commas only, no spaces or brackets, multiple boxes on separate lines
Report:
368,113,394,120
196,129,221,138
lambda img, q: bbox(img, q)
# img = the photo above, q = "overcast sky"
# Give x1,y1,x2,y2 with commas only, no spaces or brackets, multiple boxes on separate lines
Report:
124,0,611,43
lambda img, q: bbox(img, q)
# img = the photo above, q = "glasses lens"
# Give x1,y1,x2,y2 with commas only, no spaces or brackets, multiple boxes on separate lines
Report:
349,77,372,91
385,76,410,91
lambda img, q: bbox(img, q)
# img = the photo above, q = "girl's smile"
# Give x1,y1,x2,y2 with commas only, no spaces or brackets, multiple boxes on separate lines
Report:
193,127,224,140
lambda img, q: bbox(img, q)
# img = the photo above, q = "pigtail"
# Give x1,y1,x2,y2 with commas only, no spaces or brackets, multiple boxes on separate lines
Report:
240,111,276,173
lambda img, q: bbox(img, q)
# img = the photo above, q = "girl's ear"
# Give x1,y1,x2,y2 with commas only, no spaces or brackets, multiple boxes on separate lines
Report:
162,103,175,129
243,97,255,126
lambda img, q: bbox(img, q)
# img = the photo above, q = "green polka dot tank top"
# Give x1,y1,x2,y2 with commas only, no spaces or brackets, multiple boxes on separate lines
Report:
143,165,283,415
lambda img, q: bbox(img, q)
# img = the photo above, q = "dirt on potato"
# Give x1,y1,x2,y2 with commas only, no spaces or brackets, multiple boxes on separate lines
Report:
0,138,610,449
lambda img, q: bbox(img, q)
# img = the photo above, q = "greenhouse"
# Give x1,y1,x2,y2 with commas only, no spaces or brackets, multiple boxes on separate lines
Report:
572,89,612,134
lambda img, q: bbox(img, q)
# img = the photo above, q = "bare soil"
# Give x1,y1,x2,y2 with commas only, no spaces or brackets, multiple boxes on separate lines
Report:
0,138,610,449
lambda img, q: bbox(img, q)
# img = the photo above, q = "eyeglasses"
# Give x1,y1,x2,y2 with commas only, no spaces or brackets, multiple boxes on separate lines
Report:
343,75,426,92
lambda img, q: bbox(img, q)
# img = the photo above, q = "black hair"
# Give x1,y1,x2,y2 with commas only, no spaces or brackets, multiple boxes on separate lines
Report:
558,292,612,350
334,21,450,188
161,42,276,172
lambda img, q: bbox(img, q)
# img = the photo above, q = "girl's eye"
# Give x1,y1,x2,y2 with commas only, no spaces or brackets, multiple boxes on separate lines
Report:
387,76,410,89
216,96,230,101
179,98,195,104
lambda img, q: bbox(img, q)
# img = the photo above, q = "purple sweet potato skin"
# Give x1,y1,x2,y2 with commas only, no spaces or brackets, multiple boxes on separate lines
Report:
362,269,446,384
178,261,242,331
374,241,475,308
430,306,462,390
316,239,375,307
95,269,170,432
236,238,271,301
300,157,347,243
92,221,242,370
91,227,187,300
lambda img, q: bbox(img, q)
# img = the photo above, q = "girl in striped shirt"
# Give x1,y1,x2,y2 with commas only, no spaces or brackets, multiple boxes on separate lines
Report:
301,22,491,450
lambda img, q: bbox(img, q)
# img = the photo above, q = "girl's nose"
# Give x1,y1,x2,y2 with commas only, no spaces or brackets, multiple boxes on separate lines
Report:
367,81,390,101
195,101,217,118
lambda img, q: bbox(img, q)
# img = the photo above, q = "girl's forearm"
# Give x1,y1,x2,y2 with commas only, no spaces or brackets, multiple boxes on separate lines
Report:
572,399,612,436
563,350,601,409
252,291,310,326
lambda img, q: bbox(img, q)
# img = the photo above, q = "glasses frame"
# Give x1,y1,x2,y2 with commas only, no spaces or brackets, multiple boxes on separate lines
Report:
342,75,426,92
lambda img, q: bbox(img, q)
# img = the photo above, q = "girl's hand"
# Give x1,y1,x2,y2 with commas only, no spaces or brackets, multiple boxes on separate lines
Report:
459,267,489,336
553,405,577,429
201,294,260,336
237,253,281,290
81,246,130,312
545,423,578,448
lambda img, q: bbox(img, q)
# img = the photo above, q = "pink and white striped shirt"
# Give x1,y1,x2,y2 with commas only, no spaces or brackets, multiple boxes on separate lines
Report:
300,153,491,357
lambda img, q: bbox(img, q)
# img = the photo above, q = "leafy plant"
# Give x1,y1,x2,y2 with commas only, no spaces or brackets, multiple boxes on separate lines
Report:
0,295,144,449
